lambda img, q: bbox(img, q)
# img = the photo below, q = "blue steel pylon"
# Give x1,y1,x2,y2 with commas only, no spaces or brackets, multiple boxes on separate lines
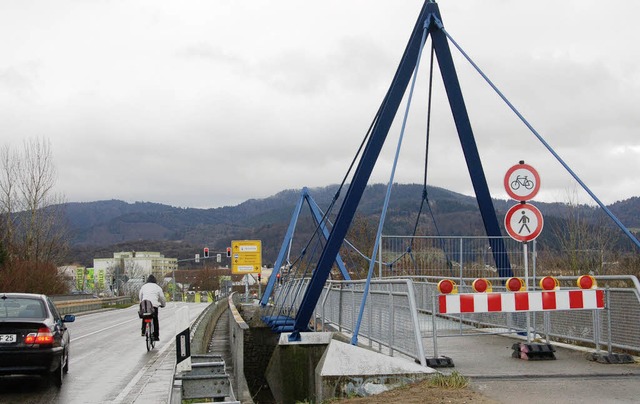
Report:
289,1,513,341
260,187,350,307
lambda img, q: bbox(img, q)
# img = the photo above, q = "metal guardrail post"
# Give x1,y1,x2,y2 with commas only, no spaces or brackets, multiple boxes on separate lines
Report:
389,291,395,357
606,287,613,355
405,279,426,366
432,294,438,358
368,290,373,349
338,284,343,333
459,237,464,280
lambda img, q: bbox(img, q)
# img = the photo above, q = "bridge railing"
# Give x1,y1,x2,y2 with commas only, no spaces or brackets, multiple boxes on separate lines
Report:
402,275,640,355
54,296,132,315
270,273,640,364
314,278,426,365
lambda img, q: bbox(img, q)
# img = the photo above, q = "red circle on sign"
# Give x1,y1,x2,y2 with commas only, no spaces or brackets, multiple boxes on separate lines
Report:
504,202,544,242
504,163,541,201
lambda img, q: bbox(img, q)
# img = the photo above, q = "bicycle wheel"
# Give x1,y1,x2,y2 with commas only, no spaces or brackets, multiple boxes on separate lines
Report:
145,321,153,351
150,321,156,349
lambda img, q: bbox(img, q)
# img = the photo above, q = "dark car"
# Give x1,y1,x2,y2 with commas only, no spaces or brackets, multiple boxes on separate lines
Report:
0,293,75,387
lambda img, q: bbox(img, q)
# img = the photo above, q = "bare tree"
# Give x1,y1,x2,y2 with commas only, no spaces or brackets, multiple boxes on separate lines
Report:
549,188,617,276
0,144,18,256
0,138,69,293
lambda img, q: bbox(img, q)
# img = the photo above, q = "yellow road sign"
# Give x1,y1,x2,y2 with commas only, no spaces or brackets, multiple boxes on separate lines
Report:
231,240,262,274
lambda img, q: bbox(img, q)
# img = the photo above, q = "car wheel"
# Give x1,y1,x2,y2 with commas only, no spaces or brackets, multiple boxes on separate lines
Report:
63,349,69,374
51,358,64,387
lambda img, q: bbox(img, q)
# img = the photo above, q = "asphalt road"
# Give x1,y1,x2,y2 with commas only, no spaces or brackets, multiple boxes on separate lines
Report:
0,302,209,404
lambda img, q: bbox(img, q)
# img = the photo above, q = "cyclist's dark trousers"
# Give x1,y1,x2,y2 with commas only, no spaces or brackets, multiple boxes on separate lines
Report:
141,307,159,338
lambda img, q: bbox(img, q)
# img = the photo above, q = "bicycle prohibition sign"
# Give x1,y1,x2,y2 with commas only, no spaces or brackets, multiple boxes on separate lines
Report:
504,162,540,201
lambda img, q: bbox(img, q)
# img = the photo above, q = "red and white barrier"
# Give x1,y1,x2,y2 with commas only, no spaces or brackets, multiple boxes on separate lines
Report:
438,289,604,314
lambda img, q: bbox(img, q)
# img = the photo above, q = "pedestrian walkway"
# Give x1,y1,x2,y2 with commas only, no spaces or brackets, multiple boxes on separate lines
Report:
433,333,640,403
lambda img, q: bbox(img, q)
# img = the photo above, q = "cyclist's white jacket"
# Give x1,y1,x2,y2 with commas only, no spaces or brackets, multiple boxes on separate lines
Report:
139,283,166,308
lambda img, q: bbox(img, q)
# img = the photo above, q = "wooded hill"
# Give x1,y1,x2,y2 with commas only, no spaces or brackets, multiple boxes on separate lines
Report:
63,183,640,268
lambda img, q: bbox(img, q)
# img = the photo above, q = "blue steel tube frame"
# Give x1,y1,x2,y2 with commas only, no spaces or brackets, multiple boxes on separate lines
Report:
429,17,513,276
260,188,350,307
305,195,350,281
291,2,435,339
291,2,512,340
260,188,305,307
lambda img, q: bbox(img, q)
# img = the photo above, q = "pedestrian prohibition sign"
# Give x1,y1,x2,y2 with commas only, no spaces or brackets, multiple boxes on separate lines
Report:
504,202,544,242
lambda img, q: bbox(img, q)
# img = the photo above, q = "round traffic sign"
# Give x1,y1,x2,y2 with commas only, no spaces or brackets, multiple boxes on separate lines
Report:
504,163,540,201
504,202,544,242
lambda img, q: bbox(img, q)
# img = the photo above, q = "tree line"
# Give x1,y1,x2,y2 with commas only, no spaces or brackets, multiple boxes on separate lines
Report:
0,138,69,294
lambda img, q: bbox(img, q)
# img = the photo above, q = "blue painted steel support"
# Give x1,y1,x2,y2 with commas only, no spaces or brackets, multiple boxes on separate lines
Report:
439,26,640,250
429,17,513,277
291,1,512,340
260,188,306,306
290,2,436,340
260,188,350,307
306,195,350,281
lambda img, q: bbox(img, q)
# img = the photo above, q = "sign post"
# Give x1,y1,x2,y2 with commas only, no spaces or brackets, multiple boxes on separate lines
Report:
175,306,191,373
504,162,544,343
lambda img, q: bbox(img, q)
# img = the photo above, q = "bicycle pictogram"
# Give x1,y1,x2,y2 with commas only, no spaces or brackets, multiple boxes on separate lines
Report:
504,163,540,201
510,175,534,191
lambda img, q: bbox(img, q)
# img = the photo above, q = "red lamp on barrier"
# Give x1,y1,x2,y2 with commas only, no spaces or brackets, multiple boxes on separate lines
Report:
437,279,458,294
539,276,559,291
472,278,492,293
506,277,526,292
577,275,597,289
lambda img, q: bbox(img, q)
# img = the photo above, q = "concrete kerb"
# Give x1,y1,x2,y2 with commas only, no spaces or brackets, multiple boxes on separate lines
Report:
191,298,228,354
227,294,253,404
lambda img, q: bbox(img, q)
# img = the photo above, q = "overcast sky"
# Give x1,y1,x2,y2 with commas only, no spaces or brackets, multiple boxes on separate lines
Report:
1,1,639,209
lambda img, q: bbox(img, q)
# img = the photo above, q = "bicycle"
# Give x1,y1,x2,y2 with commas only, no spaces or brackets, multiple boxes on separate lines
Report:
142,310,155,351
510,175,534,190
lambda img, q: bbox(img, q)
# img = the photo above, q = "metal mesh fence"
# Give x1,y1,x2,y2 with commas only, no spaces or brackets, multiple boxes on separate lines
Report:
314,280,425,364
379,235,534,279
267,236,640,361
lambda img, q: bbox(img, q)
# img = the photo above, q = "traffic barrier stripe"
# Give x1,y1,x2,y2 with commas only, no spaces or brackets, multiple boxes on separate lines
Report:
439,289,604,314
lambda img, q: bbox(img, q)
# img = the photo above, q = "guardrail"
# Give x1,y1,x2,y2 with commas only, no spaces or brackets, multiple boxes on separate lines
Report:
54,296,132,315
300,275,640,360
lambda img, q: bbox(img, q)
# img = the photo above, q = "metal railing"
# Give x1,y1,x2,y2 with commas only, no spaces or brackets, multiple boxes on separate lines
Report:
314,279,426,366
269,275,640,364
54,296,132,315
267,235,640,363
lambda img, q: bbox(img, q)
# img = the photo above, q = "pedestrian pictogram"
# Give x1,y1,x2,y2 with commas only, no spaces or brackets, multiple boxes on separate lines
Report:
504,162,540,201
504,203,544,242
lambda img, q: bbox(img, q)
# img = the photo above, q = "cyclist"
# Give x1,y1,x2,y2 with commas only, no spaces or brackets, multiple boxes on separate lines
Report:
139,274,166,341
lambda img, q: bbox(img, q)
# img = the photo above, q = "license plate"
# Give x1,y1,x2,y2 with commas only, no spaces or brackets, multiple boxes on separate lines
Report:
0,334,17,343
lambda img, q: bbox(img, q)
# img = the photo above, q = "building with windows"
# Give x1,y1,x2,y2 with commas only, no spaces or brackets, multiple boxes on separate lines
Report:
93,251,177,291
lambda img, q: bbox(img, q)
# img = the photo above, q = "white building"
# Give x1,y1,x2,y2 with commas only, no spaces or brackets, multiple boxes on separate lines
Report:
93,251,177,287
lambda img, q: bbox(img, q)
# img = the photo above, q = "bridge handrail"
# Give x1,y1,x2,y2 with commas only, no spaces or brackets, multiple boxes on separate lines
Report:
54,296,132,314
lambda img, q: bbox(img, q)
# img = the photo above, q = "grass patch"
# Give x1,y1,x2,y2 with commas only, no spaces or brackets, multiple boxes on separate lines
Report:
428,371,469,389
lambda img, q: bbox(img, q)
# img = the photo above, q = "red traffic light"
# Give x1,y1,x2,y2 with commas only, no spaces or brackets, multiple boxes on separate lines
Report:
226,247,231,257
203,247,209,258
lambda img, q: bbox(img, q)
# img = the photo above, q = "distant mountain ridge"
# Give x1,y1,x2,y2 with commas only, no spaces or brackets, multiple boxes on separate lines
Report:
62,184,640,267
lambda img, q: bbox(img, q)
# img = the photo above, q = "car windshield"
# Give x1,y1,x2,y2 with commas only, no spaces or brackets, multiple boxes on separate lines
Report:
0,297,46,319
